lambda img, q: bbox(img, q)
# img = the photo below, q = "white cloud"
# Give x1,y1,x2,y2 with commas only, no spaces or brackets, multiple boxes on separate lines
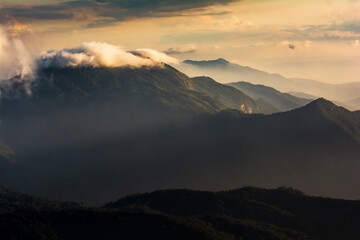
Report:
39,42,178,69
0,25,36,80
351,39,359,47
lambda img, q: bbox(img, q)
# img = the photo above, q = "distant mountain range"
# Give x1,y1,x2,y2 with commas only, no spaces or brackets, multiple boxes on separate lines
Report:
192,76,277,114
228,81,312,112
178,58,360,109
1,185,360,240
0,65,359,205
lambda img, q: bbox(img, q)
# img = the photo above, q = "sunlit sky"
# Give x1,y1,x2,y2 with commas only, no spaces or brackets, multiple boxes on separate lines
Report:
0,0,359,83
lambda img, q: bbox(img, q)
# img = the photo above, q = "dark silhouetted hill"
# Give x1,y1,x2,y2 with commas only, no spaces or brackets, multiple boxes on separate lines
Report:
0,185,81,213
1,185,360,240
104,187,360,240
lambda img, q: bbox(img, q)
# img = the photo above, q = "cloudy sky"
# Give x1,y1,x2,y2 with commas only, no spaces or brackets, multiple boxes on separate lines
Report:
0,0,359,83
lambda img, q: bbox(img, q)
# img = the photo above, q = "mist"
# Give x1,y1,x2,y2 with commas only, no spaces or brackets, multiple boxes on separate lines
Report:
0,26,36,81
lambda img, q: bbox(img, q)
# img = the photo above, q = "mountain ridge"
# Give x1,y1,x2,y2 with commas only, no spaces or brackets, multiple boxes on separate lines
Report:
0,185,81,213
2,185,360,240
228,81,311,112
0,66,359,205
179,58,360,106
192,76,277,114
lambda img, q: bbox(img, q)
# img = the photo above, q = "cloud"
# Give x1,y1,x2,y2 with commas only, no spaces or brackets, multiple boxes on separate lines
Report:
278,41,313,50
283,20,360,41
130,48,179,64
0,25,36,81
251,42,264,47
38,42,178,68
0,0,241,27
332,19,360,34
0,23,178,78
279,41,295,50
351,39,359,47
0,28,178,95
164,45,197,54
2,16,34,37
288,44,295,50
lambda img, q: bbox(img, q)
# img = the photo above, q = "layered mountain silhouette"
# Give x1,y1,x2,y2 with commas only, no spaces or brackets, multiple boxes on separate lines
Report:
192,76,277,114
229,81,312,112
179,58,360,108
1,186,360,240
0,66,359,205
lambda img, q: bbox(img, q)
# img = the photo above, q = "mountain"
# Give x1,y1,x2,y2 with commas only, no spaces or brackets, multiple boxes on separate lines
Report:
228,81,312,112
192,77,278,114
292,98,360,143
0,65,273,163
0,65,236,161
1,95,359,205
0,208,238,240
106,187,360,240
1,65,224,115
4,186,360,240
105,189,295,225
178,58,360,105
0,185,81,213
0,65,359,205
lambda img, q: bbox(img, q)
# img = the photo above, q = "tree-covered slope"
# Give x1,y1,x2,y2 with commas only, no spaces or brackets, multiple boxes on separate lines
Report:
0,185,81,213
105,187,360,240
1,65,225,115
0,186,359,240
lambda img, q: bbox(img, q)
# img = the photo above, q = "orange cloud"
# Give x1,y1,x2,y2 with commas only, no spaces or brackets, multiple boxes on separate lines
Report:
4,16,34,37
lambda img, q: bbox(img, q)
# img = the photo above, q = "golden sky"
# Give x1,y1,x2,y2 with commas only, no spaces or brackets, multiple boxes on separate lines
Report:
0,0,359,83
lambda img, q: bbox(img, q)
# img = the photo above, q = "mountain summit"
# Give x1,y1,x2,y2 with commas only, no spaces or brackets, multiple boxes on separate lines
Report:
183,58,229,67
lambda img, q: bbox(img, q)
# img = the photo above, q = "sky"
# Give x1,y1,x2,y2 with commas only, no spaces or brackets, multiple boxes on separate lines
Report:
0,0,359,83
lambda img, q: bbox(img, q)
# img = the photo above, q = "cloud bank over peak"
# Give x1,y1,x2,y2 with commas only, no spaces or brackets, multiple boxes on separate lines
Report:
39,42,179,69
0,26,178,84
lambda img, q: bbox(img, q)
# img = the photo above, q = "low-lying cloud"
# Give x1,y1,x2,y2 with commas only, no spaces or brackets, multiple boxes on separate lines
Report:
39,42,178,68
